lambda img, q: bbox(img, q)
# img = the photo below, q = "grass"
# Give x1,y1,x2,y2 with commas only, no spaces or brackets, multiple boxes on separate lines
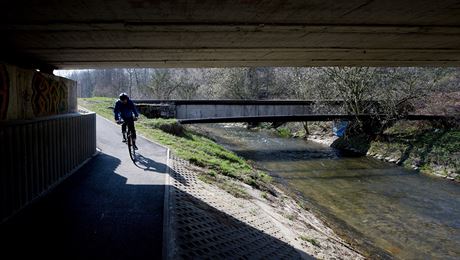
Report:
79,97,115,119
142,118,184,136
297,118,460,179
277,127,292,138
197,173,250,199
286,214,296,221
368,120,460,176
79,97,273,191
261,192,269,200
299,236,321,247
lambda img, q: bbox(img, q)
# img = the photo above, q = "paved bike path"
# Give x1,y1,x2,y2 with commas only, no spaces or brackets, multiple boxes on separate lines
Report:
1,115,168,259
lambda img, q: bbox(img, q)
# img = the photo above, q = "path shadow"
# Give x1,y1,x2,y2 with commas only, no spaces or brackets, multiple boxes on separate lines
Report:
0,153,163,259
135,153,168,172
1,152,316,259
330,134,372,155
168,184,314,259
284,170,414,181
134,152,189,186
235,149,339,162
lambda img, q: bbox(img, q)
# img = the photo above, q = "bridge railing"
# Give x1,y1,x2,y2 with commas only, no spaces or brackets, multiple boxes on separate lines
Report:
132,99,345,105
0,113,97,223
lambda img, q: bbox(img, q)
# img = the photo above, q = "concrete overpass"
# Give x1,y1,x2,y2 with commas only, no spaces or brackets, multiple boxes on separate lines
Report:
1,0,460,69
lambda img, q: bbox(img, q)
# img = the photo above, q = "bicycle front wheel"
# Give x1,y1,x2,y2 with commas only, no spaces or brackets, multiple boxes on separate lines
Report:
127,135,136,162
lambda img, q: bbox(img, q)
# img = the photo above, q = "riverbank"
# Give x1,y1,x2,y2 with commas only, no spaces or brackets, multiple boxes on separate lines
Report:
79,97,364,258
169,154,363,259
278,121,460,182
197,123,460,259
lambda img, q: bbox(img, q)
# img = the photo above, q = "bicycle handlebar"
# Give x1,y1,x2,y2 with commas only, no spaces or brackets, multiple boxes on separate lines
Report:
116,117,138,124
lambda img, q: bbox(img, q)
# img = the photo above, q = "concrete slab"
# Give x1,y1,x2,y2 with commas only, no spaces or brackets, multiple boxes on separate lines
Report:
1,0,460,67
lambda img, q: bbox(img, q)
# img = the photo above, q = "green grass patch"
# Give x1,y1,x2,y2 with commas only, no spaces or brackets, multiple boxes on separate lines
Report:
299,236,321,247
277,127,292,138
79,97,116,119
369,121,460,175
335,120,459,178
79,97,272,190
261,192,269,200
198,173,250,199
142,118,184,136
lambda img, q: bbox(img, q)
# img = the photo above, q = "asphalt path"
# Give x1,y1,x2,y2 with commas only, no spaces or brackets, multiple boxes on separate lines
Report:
1,115,168,259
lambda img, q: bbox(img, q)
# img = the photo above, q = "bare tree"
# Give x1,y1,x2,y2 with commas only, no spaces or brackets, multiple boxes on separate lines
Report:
147,69,177,99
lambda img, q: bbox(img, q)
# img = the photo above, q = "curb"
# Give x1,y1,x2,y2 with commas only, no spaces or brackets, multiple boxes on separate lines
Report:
162,149,172,260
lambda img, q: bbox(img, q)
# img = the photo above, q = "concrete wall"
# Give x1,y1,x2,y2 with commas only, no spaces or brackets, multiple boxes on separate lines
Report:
0,63,77,121
0,63,94,223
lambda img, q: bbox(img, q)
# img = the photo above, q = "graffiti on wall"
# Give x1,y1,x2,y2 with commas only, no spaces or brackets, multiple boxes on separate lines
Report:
31,72,68,117
0,64,9,120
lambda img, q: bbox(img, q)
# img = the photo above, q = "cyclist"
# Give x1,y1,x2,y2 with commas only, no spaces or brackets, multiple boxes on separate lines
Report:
114,93,139,150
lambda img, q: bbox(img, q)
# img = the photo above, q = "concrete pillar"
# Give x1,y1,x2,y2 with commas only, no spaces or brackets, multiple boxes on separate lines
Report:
0,63,95,223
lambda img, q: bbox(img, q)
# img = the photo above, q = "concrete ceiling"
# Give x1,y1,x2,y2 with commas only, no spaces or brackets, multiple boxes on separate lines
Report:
1,0,460,69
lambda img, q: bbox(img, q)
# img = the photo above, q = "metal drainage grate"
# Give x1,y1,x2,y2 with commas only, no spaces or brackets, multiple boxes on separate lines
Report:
167,155,301,259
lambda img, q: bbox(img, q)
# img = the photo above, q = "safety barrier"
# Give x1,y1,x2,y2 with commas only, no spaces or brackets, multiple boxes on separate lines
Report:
0,113,96,222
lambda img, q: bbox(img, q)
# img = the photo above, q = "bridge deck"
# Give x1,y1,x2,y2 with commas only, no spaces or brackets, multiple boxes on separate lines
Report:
133,99,345,105
178,114,451,124
131,100,451,124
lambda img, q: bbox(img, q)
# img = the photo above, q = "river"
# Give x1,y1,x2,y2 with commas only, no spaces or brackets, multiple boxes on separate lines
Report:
197,124,460,259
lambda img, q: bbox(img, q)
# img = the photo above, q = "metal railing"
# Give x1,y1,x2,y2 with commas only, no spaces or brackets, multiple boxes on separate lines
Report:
0,113,96,222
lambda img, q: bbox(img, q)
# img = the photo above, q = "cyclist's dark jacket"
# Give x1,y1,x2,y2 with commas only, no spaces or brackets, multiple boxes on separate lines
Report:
114,99,139,121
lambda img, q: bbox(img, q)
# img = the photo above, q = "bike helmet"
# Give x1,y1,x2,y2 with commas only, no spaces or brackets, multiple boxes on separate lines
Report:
119,92,129,101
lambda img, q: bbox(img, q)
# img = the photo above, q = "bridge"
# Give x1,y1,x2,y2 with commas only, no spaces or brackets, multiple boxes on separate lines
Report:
134,99,446,124
1,0,460,69
1,0,460,259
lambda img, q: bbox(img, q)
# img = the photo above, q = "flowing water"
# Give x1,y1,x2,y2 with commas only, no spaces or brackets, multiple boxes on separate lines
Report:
200,124,460,259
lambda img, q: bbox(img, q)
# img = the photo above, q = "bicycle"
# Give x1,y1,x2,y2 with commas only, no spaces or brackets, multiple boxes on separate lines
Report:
117,117,138,162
